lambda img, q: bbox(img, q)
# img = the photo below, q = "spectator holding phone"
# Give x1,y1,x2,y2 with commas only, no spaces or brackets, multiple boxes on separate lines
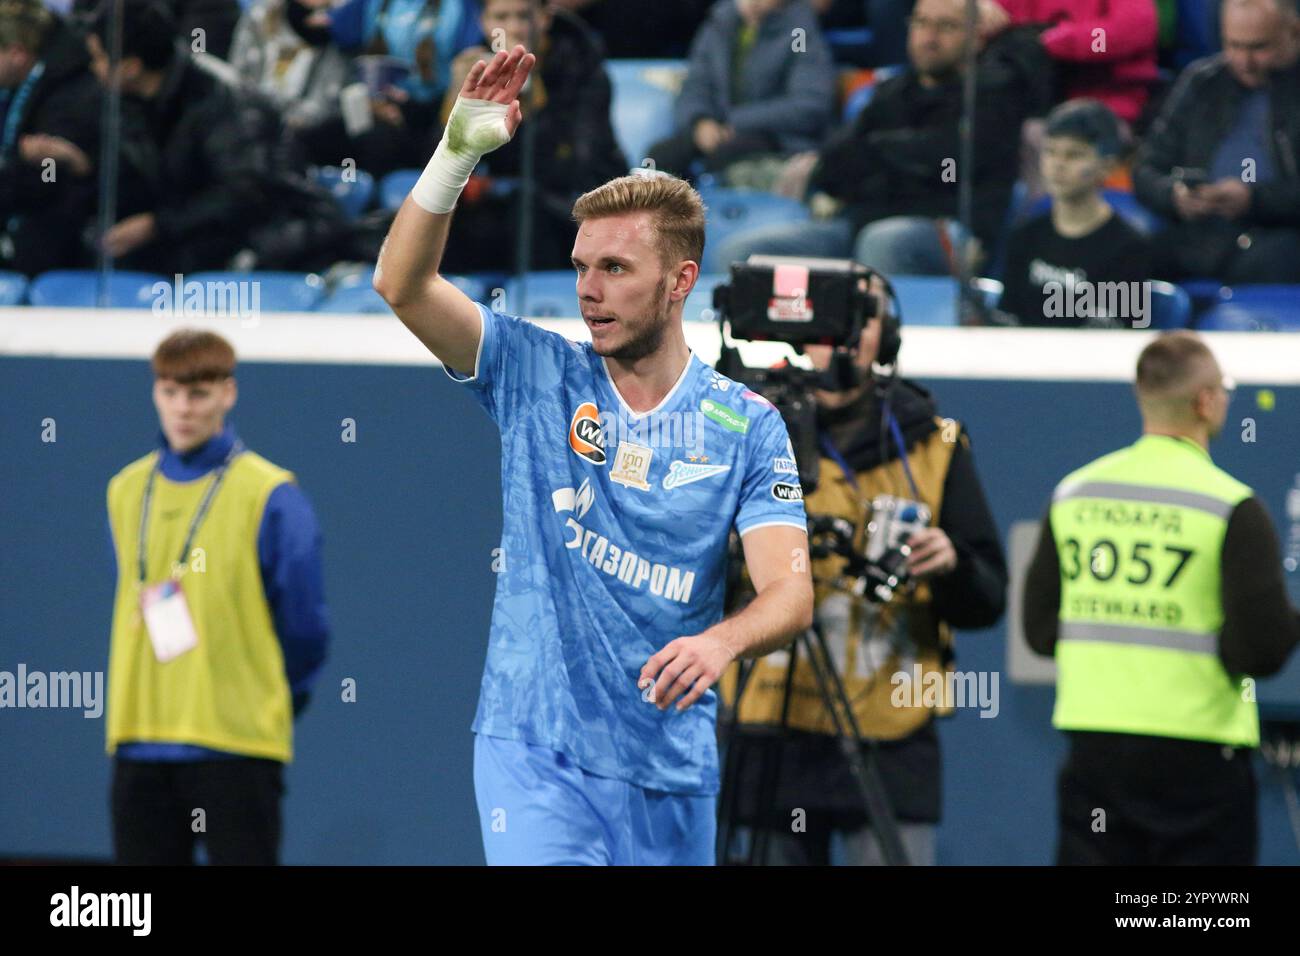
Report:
1134,0,1300,283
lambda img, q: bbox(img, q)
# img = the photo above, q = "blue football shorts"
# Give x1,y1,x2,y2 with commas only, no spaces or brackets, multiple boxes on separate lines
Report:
472,733,716,866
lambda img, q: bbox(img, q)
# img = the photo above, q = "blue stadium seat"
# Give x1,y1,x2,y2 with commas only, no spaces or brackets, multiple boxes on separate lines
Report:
317,277,391,315
1148,280,1191,329
841,64,902,125
187,271,325,312
28,270,168,308
698,186,811,273
825,27,875,66
0,270,29,305
1196,285,1300,331
606,59,688,168
892,276,959,326
379,169,421,211
503,271,577,317
1173,0,1220,67
970,276,1003,311
314,166,376,220
318,270,485,313
684,273,725,323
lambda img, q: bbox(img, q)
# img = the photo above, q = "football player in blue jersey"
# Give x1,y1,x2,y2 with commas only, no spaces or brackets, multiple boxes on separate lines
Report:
375,45,814,865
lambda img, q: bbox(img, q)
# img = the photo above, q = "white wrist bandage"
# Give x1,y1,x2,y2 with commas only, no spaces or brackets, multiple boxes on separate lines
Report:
410,96,512,214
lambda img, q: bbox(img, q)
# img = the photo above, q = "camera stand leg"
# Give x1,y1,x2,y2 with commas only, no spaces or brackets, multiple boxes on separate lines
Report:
797,624,910,866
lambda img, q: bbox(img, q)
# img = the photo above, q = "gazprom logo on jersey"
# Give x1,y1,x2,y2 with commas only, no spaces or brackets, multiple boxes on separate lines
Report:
552,479,696,604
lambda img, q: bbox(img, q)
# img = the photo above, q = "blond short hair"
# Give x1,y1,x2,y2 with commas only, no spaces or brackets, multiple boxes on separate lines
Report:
572,173,706,270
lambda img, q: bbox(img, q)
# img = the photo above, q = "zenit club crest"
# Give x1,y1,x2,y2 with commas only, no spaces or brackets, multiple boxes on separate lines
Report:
569,402,607,465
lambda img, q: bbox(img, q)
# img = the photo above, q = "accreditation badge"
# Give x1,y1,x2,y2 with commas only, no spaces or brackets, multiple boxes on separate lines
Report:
139,578,200,663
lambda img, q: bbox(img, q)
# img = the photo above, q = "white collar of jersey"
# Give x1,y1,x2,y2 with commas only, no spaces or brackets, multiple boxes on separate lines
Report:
600,351,697,420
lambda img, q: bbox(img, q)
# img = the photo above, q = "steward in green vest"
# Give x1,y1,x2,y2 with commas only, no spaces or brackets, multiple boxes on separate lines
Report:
1024,330,1300,865
106,329,330,865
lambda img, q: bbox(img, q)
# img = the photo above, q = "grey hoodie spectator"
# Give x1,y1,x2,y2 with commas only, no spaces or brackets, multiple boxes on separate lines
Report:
644,0,835,177
227,0,351,134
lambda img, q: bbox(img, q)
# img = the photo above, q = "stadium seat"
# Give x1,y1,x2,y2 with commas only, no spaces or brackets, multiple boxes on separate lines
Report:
28,270,168,308
698,186,811,273
1196,285,1300,331
0,270,29,305
187,271,325,312
606,59,688,167
824,27,875,67
841,64,902,124
379,169,422,211
503,271,577,317
313,166,376,220
1148,280,1192,329
1173,0,1220,67
970,276,1003,311
318,269,485,313
317,276,391,315
892,275,959,326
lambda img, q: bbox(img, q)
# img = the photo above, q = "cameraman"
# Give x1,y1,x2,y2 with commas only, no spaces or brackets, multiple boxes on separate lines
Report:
725,275,1007,865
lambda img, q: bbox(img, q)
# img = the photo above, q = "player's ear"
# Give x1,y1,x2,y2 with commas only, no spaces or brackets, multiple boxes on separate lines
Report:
672,260,699,300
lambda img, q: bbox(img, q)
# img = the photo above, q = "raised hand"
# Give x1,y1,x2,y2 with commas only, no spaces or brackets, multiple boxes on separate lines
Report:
455,44,536,146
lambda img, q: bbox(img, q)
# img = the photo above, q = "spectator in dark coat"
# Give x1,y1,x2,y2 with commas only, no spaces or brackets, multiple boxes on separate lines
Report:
644,0,835,178
85,0,350,273
714,0,1052,275
435,0,628,273
0,0,101,274
1133,0,1300,284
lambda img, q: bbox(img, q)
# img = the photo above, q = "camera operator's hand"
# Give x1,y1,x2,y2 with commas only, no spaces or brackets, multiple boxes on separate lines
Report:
905,527,958,579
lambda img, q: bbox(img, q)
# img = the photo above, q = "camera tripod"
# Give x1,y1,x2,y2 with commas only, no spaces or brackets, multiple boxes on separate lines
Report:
716,615,910,866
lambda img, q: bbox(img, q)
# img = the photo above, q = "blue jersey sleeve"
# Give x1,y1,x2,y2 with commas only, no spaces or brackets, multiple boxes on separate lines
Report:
734,405,807,536
444,304,569,424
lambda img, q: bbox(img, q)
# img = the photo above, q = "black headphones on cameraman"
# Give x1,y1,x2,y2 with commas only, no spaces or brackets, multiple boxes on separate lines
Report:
868,268,903,370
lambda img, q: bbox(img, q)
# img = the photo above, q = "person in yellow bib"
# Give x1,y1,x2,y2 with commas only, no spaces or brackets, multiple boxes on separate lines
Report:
1023,330,1300,865
105,329,330,865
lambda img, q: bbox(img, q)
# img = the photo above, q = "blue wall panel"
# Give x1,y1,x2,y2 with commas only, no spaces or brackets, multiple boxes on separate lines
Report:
2,357,1297,864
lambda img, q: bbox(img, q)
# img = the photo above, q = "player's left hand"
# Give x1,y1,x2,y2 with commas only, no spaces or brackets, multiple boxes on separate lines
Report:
905,527,958,579
639,635,736,713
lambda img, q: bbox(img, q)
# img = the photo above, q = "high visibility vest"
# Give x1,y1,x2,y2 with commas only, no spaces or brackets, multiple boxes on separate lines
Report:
106,450,296,762
1049,434,1258,746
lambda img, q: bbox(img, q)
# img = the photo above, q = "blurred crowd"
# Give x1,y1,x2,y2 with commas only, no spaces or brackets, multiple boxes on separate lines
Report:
1,0,1297,325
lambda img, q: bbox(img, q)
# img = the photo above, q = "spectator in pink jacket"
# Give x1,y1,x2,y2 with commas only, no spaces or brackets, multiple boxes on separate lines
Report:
989,0,1159,124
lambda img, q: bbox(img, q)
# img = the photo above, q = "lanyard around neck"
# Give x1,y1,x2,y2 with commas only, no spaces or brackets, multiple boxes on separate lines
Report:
819,408,921,500
137,441,243,583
